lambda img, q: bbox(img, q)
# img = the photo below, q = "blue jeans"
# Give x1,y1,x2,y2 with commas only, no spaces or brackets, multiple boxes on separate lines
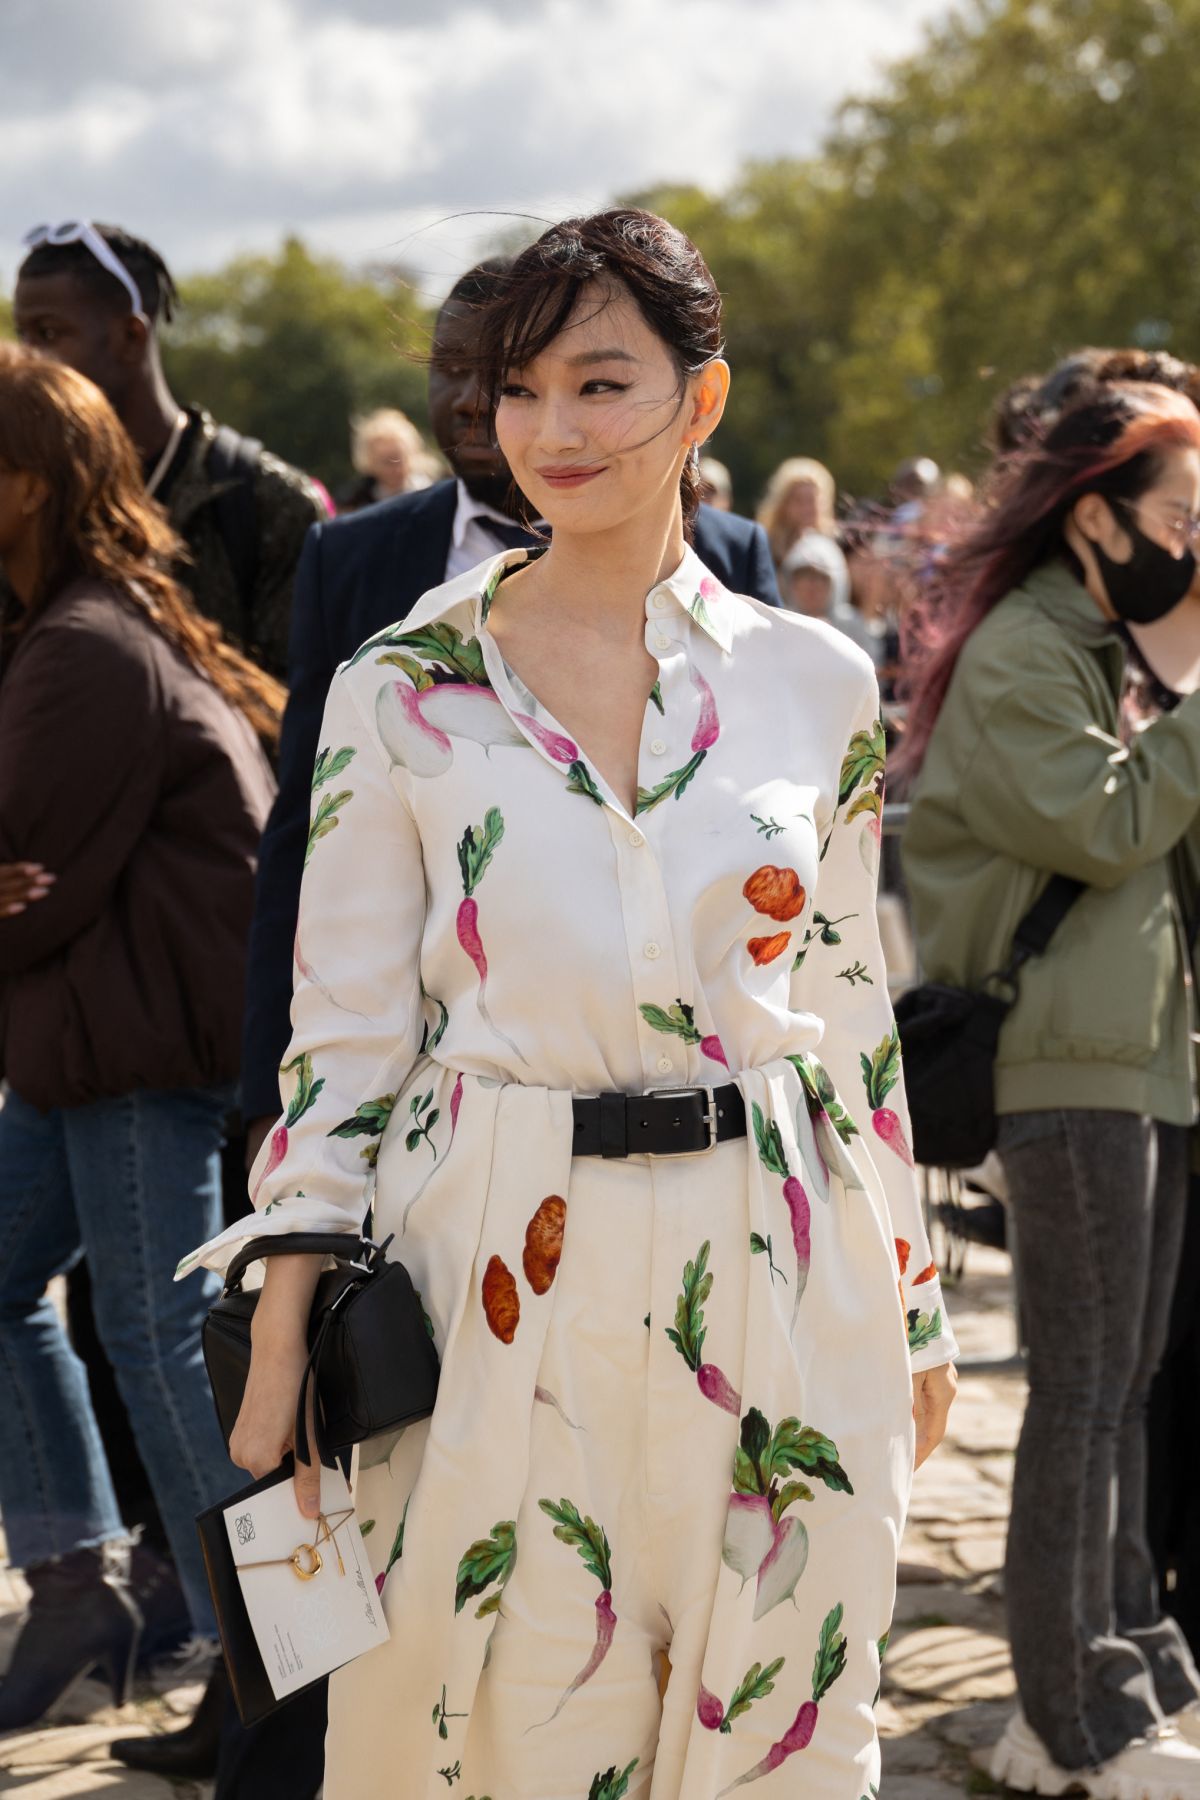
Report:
0,1081,241,1637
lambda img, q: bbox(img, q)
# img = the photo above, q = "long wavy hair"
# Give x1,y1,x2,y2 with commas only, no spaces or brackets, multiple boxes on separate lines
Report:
900,381,1200,771
0,344,283,744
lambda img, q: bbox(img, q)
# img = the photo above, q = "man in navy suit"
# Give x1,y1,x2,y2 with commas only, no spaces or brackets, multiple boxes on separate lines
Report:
240,259,779,1145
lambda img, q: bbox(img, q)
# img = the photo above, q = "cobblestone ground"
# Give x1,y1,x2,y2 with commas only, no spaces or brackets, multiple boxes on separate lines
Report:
0,1242,1023,1798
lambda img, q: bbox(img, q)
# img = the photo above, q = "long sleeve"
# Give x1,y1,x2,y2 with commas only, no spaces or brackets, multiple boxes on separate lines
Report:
961,670,1200,888
792,664,958,1371
179,662,427,1277
240,523,337,1121
0,615,161,974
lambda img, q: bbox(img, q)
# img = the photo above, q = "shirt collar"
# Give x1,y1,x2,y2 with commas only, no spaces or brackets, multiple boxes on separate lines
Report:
402,538,737,652
451,478,517,551
1020,558,1123,648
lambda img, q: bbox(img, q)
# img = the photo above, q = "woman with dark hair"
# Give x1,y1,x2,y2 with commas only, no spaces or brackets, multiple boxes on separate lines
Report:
0,343,277,1727
903,384,1200,1799
189,208,956,1800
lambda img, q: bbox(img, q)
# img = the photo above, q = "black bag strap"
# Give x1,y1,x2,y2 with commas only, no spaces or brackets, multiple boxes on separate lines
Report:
221,1232,374,1296
207,425,262,647
998,873,1087,987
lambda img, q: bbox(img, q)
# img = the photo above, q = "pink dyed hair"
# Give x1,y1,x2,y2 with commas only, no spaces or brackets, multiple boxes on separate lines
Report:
900,382,1200,771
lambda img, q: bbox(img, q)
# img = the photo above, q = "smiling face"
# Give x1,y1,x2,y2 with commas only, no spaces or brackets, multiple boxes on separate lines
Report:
494,278,728,539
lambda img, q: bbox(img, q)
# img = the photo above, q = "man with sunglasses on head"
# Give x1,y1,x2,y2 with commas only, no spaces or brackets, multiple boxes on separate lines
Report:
13,222,326,678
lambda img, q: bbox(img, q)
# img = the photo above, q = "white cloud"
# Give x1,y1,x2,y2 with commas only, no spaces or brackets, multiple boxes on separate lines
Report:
1,0,951,288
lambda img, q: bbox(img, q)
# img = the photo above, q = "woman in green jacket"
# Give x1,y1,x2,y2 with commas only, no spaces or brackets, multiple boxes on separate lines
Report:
903,383,1200,1800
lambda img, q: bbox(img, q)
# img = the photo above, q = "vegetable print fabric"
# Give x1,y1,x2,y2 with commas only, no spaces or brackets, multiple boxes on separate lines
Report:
183,543,956,1800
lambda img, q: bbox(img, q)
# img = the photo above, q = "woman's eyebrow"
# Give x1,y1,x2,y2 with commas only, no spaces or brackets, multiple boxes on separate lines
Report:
563,348,640,367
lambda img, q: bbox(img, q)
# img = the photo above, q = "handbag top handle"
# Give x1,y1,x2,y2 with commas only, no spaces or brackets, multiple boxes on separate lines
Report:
221,1233,377,1297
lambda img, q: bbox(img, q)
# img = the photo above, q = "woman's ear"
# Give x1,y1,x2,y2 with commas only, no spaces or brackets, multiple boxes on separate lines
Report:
686,359,731,450
18,472,51,518
1072,491,1119,550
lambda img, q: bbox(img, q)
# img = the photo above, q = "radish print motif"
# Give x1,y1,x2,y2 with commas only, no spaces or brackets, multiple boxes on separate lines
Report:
639,999,728,1069
251,1052,324,1203
634,659,721,814
697,1656,785,1733
723,1406,853,1621
665,1241,742,1415
588,1762,639,1800
456,808,527,1063
715,1604,848,1793
751,1104,811,1324
860,1026,914,1167
529,1499,615,1730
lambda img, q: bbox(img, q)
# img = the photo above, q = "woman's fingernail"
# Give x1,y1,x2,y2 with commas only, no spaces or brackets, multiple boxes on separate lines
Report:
5,903,25,916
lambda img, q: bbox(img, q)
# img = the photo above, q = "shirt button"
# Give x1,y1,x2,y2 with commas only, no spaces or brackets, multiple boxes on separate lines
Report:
650,738,666,756
629,829,645,848
644,941,661,960
652,593,670,612
654,634,671,651
656,1055,674,1074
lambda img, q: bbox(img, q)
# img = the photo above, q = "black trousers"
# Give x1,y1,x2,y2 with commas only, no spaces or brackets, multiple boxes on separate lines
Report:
1147,1173,1200,1655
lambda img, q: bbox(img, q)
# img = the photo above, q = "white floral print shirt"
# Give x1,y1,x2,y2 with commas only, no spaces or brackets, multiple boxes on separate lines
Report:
182,544,955,1372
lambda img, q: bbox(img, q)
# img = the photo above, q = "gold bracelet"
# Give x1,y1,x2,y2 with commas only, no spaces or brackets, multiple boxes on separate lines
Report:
235,1508,355,1582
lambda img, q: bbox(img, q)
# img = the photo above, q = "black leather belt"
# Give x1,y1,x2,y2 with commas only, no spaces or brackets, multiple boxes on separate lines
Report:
571,1084,746,1159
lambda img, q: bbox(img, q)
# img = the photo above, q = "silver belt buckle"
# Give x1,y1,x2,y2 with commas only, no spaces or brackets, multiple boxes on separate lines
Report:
646,1086,720,1157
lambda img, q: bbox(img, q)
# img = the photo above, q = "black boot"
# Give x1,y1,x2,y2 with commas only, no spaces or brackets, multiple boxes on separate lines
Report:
0,1541,142,1733
110,1656,228,1780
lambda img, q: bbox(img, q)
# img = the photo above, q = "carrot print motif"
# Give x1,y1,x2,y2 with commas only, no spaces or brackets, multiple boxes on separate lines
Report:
456,809,527,1063
251,1053,324,1203
715,1604,848,1793
860,1026,914,1167
666,1241,741,1414
528,1500,615,1730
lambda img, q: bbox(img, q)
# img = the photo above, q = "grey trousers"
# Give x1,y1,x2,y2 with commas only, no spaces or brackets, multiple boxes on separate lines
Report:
998,1109,1200,1769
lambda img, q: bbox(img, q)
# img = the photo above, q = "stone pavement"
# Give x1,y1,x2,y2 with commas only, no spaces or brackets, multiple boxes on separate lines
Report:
0,1240,1025,1798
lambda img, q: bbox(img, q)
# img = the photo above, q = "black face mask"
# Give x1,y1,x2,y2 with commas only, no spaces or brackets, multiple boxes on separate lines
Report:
1090,506,1196,625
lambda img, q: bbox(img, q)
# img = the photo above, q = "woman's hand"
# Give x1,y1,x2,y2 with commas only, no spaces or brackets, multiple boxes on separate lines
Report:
228,1253,326,1518
912,1362,958,1468
0,862,55,916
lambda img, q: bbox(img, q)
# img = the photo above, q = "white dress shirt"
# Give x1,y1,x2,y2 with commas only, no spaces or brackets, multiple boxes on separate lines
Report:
444,480,535,580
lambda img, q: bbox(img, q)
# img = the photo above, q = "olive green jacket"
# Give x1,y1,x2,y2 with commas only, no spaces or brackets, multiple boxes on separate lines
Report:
902,560,1200,1126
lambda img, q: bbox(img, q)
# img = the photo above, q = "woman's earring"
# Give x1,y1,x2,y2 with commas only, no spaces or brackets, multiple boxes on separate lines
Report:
690,442,701,470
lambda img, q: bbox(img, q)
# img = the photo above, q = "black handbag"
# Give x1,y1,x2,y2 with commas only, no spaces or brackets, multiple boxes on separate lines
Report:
202,1232,440,1468
894,873,1085,1170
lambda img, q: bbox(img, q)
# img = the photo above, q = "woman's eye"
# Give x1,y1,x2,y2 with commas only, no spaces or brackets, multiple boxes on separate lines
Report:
499,382,532,399
582,380,629,395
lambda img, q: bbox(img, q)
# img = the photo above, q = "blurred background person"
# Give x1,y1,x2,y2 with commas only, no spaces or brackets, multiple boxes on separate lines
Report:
902,382,1200,1800
340,405,438,512
13,222,326,681
0,344,278,1733
697,453,732,510
779,526,884,664
756,453,838,572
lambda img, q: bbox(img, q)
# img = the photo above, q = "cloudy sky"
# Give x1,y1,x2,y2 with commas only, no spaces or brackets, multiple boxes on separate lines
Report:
3,0,951,294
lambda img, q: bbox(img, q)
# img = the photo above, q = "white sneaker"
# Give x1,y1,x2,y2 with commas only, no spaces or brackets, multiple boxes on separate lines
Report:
988,1708,1200,1798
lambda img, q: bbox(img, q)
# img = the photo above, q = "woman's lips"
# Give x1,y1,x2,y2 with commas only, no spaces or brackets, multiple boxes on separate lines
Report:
536,465,607,489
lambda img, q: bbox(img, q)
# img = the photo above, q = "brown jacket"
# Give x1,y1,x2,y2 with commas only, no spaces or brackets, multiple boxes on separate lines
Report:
0,579,275,1110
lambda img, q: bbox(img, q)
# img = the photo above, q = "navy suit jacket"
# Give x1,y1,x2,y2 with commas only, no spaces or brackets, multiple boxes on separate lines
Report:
241,480,780,1116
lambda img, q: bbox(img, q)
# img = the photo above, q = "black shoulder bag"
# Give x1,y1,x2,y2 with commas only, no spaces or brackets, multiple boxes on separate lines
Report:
894,873,1085,1170
202,1232,440,1469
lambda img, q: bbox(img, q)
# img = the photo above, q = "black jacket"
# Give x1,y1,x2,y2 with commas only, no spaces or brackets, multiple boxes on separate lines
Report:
240,481,780,1116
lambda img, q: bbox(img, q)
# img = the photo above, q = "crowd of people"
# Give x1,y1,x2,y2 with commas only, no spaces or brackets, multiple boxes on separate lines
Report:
0,209,1198,1800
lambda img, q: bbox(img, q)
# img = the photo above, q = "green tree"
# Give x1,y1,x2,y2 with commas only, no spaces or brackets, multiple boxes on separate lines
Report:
164,236,437,492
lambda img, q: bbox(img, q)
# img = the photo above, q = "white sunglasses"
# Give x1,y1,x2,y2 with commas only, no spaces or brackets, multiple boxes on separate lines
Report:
22,220,148,322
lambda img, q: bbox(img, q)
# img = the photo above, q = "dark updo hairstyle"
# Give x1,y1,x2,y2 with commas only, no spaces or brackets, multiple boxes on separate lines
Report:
472,208,724,536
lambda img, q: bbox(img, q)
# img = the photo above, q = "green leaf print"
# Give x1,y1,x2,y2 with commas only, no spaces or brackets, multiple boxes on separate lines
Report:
422,990,450,1053
305,788,353,866
749,1232,788,1287
311,744,357,792
404,1089,440,1157
664,1241,713,1373
791,910,857,971
837,721,886,807
635,750,706,815
874,1631,889,1705
907,1307,944,1353
649,680,665,715
454,1520,516,1617
860,1026,901,1110
639,1000,702,1045
751,813,785,840
772,1479,816,1523
537,1498,612,1591
327,1094,396,1139
838,961,873,987
281,1053,324,1127
588,1761,639,1800
456,808,505,897
751,1103,790,1179
349,620,489,683
566,760,606,806
721,1657,786,1733
767,1418,854,1495
788,1054,860,1144
733,1408,772,1496
847,788,882,823
812,1603,848,1701
431,1683,467,1740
